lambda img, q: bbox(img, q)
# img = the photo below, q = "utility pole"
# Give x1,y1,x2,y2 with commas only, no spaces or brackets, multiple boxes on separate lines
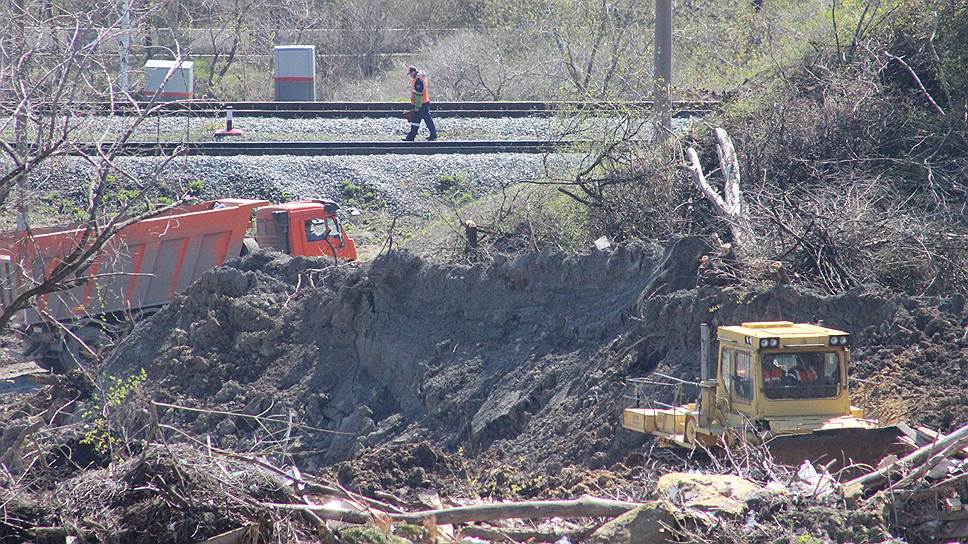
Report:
654,0,673,140
119,0,132,93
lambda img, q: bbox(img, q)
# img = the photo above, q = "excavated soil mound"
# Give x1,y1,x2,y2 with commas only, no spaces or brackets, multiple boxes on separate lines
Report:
103,238,968,486
106,240,692,472
327,440,657,501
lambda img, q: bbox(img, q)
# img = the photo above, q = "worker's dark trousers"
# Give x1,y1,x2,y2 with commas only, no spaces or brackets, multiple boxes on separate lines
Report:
405,103,437,140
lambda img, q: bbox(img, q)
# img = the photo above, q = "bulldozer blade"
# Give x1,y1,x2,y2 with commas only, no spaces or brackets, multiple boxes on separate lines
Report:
765,425,916,477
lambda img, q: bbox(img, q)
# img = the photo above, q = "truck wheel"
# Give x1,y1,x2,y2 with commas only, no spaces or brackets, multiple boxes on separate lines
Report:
56,326,106,373
240,238,259,257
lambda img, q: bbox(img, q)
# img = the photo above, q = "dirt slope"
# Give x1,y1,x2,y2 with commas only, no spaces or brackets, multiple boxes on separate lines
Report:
103,238,968,482
105,240,695,469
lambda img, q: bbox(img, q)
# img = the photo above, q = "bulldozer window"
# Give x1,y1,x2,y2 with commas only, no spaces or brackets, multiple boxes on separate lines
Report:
762,351,841,400
720,349,733,394
734,351,752,401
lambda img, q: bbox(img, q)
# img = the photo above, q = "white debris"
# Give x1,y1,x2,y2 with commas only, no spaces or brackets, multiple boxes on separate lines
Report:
790,460,836,496
665,484,680,502
927,458,957,479
765,480,788,493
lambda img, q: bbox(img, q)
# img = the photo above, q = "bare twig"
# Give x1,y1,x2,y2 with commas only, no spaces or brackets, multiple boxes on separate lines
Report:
884,52,946,117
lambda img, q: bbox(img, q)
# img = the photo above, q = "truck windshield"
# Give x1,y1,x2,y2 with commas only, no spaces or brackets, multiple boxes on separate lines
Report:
761,351,841,400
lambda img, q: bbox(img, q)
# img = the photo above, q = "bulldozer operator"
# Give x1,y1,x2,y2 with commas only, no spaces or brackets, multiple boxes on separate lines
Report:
790,360,819,383
762,360,783,385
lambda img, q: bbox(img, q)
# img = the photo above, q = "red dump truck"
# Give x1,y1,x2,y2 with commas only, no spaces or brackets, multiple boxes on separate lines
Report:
0,198,357,371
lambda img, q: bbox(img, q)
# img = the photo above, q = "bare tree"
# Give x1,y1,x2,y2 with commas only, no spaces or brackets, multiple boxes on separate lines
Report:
0,0,194,336
334,0,411,79
539,0,653,98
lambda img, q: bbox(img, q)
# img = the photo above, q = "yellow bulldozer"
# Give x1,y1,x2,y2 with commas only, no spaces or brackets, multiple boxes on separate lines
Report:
623,321,922,471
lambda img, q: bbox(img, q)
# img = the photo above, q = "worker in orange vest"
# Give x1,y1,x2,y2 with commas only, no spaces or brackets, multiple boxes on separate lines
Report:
762,361,783,386
404,65,438,141
792,362,818,382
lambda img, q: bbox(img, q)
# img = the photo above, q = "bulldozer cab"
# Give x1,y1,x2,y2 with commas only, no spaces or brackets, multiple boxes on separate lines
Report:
715,321,851,424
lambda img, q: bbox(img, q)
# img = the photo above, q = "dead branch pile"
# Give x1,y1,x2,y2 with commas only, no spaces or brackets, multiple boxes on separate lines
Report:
41,444,295,543
842,422,968,542
5,398,965,544
0,438,654,544
591,3,968,297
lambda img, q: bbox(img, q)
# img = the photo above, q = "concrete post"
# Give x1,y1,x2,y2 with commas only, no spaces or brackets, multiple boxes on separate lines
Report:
14,0,27,230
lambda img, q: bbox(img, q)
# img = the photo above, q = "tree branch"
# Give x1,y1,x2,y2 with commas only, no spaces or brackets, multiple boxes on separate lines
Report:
264,495,643,526
885,52,946,116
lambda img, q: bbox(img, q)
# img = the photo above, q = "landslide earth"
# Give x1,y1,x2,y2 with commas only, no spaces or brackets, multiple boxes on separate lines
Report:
103,237,968,494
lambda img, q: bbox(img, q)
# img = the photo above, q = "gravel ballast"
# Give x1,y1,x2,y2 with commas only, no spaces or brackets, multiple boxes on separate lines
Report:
36,114,693,142
28,153,577,217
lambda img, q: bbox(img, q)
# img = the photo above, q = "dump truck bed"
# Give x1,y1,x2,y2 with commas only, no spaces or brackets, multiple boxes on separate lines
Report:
0,199,267,326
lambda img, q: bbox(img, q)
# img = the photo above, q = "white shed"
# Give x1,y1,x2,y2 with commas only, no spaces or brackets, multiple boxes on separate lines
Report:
274,46,316,101
143,59,194,100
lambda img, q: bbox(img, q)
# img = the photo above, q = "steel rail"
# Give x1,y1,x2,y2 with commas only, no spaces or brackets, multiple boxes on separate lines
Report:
33,100,716,119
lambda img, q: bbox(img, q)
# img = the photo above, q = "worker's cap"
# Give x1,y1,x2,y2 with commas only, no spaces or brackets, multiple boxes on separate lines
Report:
407,65,417,73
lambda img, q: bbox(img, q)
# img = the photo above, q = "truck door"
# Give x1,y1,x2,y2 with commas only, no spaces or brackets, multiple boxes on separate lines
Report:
290,212,349,258
732,350,754,407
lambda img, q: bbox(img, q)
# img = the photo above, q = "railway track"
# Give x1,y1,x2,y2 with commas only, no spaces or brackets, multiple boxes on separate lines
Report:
55,100,715,119
66,139,583,156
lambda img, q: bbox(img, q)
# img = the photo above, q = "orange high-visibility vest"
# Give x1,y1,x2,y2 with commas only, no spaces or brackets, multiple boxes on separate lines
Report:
411,74,429,105
763,366,782,384
797,367,818,381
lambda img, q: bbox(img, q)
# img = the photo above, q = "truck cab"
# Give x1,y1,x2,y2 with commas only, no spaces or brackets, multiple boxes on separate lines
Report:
254,200,357,261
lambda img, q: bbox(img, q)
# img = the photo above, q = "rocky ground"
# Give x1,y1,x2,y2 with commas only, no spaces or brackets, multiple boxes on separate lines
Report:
26,152,575,220
80,114,602,142
3,111,685,230
0,237,966,541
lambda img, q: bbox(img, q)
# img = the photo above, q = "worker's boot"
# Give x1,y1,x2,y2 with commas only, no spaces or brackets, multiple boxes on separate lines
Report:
403,123,419,141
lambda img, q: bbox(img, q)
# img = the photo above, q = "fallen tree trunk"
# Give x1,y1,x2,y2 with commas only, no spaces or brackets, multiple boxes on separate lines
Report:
265,495,643,525
459,524,595,543
846,422,968,492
